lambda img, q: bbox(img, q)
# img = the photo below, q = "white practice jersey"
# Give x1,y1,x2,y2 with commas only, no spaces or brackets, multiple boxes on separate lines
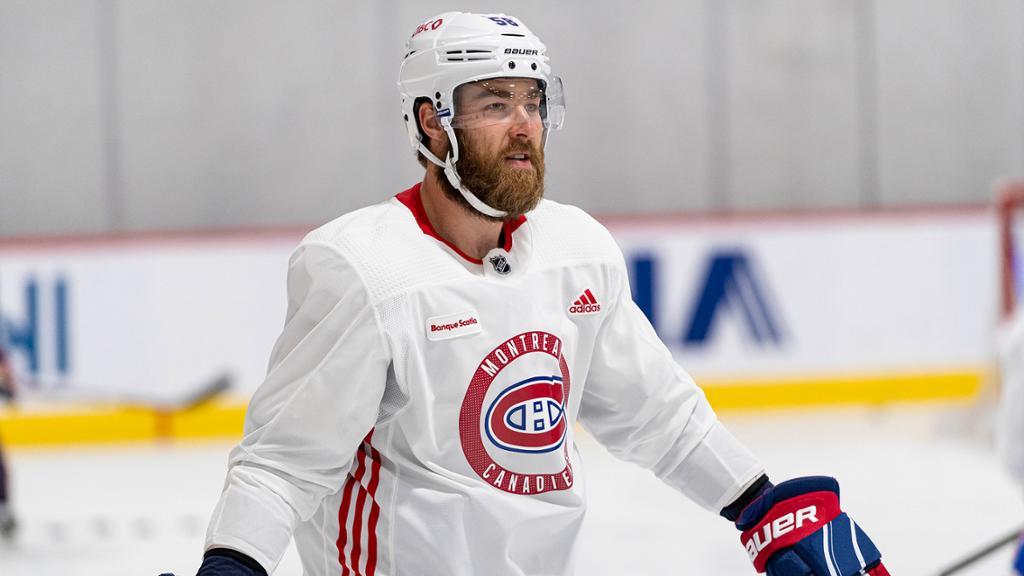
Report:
205,184,764,576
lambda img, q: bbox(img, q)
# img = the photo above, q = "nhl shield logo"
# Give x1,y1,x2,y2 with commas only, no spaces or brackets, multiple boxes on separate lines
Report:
459,331,574,495
488,254,511,275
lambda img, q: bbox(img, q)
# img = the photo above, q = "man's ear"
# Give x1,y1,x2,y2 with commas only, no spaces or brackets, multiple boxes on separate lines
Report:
417,101,446,142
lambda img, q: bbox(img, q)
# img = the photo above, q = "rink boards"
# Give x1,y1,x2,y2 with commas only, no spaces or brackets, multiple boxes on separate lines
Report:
0,207,995,444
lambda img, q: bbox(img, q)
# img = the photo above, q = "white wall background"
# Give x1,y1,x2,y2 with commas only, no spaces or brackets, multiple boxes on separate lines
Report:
1,1,1022,237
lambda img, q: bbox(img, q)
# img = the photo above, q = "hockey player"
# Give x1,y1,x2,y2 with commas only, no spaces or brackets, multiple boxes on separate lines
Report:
0,346,16,540
191,12,889,576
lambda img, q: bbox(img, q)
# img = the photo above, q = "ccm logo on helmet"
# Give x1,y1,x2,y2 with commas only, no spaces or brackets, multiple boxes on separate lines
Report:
412,18,443,37
743,505,819,560
504,48,539,56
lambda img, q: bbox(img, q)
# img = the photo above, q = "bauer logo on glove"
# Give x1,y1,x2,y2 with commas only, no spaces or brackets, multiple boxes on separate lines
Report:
743,499,832,560
736,476,890,576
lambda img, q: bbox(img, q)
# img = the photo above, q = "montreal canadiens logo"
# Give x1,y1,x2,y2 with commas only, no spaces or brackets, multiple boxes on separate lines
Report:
459,331,573,495
485,375,566,454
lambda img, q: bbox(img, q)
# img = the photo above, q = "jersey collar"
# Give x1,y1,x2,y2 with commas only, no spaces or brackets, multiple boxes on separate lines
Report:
395,182,527,265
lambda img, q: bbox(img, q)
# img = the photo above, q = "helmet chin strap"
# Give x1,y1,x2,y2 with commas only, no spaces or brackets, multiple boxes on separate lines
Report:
417,127,509,220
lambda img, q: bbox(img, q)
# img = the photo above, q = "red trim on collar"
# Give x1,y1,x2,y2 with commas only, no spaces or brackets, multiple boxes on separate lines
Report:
504,213,526,250
395,183,527,265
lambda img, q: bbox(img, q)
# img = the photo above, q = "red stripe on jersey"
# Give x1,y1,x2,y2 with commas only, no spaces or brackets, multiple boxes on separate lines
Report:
348,438,383,576
364,443,383,576
584,289,597,305
572,297,583,306
350,480,368,573
351,439,383,576
336,475,357,576
337,431,374,575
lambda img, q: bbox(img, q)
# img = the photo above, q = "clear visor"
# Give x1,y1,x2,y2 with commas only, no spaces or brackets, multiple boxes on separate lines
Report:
448,76,565,130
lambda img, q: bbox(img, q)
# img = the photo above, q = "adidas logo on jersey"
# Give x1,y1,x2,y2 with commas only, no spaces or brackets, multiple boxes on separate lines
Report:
568,289,601,315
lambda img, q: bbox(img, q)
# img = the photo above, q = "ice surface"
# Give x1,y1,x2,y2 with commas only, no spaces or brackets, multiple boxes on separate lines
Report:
0,403,1018,575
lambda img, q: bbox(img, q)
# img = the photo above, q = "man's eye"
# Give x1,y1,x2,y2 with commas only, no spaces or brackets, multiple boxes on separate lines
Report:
485,102,508,112
524,103,540,113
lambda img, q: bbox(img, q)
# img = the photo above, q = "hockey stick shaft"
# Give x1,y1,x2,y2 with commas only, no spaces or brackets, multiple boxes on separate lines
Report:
936,524,1022,575
16,371,232,411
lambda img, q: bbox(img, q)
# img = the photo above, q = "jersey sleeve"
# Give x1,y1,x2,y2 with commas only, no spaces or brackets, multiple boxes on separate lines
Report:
204,241,391,572
578,253,765,513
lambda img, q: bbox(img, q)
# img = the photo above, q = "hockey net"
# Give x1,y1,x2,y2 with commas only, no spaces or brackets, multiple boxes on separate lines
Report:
996,181,1024,481
943,182,1024,443
999,181,1024,322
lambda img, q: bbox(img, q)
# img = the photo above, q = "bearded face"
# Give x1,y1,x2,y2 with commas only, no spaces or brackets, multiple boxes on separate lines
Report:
430,77,548,222
441,129,545,222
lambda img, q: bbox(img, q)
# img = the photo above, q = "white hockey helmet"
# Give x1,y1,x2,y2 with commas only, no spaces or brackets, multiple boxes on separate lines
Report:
398,12,565,218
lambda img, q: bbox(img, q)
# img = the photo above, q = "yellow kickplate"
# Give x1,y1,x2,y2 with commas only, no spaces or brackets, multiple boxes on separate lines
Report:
0,405,156,446
702,370,983,410
0,369,986,446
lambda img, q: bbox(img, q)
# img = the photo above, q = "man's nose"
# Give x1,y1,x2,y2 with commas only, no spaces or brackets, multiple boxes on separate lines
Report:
509,106,540,139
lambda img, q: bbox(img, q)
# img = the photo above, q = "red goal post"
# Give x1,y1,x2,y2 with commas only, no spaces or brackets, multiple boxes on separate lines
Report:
998,181,1024,321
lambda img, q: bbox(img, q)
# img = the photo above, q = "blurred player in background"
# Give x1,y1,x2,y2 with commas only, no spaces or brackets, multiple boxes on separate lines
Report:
997,310,1024,574
0,345,16,540
187,12,890,576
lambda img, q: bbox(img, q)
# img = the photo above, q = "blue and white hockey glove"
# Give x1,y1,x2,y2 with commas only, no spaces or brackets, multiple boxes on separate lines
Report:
735,476,890,576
